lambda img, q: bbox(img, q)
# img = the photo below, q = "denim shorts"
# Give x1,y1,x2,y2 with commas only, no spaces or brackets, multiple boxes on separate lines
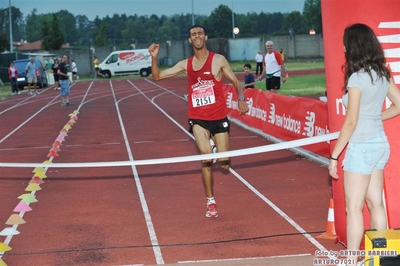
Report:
59,79,70,97
343,132,390,174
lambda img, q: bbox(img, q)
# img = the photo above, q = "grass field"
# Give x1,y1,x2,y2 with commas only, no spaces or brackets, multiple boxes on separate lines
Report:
0,61,326,101
256,74,326,96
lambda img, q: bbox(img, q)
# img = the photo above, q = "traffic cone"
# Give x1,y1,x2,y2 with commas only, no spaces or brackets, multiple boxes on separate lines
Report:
317,199,337,240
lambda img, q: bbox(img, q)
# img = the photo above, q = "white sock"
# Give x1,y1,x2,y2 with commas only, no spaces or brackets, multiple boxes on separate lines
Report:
207,197,216,205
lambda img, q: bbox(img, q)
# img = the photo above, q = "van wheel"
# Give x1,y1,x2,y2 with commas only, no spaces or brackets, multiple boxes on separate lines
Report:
103,71,111,78
140,69,150,77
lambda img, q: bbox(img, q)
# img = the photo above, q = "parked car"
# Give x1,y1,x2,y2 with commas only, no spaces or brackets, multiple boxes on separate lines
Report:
14,59,48,90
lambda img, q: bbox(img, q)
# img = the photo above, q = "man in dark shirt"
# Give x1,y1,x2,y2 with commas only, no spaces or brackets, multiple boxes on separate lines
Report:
57,54,73,106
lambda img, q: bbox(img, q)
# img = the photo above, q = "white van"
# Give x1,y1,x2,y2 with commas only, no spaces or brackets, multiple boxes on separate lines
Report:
99,49,152,78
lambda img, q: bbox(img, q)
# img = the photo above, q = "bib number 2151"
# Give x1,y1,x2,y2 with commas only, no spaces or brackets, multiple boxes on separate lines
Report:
191,86,216,107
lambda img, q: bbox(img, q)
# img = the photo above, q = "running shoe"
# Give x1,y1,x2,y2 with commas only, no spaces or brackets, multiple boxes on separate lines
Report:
66,102,74,106
35,91,40,95
28,91,34,96
61,102,67,106
205,203,218,218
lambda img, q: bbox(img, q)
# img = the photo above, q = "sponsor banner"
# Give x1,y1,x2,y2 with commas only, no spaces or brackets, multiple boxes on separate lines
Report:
322,0,400,246
225,85,330,157
118,51,146,64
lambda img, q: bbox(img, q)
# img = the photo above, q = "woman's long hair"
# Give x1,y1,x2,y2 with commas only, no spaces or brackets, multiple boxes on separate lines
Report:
342,23,391,91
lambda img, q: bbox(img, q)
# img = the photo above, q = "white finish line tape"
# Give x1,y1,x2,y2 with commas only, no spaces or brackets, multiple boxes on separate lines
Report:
0,132,339,168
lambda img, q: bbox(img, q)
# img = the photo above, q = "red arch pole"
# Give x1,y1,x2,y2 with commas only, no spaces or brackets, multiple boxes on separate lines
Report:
321,0,400,246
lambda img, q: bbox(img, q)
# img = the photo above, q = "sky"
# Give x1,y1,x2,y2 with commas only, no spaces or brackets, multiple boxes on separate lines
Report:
1,0,305,20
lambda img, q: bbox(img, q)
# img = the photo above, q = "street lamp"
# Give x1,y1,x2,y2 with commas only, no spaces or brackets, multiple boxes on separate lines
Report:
233,27,240,38
309,25,316,35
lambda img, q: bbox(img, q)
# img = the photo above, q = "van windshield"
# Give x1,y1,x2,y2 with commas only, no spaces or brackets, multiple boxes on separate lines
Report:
108,54,118,63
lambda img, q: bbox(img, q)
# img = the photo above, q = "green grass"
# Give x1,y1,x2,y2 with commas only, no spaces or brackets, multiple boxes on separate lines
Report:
230,60,325,72
256,74,326,96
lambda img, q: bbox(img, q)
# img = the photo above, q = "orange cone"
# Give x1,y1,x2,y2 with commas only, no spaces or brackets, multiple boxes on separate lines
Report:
317,199,337,240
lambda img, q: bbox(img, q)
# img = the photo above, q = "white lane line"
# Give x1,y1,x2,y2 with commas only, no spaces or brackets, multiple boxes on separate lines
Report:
110,81,164,264
0,95,59,144
178,253,312,264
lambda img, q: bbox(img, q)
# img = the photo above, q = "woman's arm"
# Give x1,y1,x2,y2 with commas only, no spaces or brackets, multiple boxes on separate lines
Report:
382,79,400,120
329,87,361,178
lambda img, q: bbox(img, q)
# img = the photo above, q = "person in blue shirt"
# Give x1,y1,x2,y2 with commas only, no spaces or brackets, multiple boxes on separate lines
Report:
243,63,255,89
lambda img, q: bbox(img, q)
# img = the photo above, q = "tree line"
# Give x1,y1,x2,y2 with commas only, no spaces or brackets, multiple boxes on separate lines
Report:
0,0,321,52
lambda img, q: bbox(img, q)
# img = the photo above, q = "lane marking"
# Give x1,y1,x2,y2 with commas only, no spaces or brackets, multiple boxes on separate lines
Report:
178,253,312,263
110,81,164,264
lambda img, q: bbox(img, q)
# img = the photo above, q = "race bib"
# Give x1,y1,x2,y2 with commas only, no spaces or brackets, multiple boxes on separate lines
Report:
191,86,216,107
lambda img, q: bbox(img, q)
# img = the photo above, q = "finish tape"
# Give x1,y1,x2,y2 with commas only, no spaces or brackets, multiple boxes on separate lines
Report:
0,132,339,168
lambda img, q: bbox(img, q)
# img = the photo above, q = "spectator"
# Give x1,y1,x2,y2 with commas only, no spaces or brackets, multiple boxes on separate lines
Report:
8,61,19,95
57,54,73,106
43,56,53,70
254,50,263,76
52,58,60,90
71,59,79,81
258,41,286,93
328,23,400,266
243,63,255,89
280,48,286,61
25,57,39,96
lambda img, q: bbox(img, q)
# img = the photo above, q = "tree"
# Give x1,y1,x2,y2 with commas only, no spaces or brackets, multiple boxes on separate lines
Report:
40,21,51,50
283,11,306,35
75,14,92,46
204,5,233,38
93,19,107,47
0,31,10,52
41,14,65,51
158,21,180,42
55,10,79,45
303,0,322,35
0,6,25,42
236,13,257,37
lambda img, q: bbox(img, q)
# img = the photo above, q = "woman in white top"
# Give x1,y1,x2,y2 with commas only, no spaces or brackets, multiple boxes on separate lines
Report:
329,23,400,266
8,61,19,95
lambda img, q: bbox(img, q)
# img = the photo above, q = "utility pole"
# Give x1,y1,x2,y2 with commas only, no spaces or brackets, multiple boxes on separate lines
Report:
191,0,195,25
9,0,14,52
231,0,235,38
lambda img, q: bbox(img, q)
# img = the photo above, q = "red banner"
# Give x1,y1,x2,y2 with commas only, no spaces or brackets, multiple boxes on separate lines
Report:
225,85,330,157
322,0,400,246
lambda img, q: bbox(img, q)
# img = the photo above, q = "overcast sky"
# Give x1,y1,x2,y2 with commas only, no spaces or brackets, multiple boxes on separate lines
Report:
2,0,305,20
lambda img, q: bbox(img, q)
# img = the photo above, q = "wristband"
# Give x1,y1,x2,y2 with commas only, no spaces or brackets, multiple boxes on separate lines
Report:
329,155,338,161
238,95,245,101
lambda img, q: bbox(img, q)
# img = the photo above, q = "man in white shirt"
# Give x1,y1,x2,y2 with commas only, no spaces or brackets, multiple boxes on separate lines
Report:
258,41,286,93
71,59,79,81
254,50,263,76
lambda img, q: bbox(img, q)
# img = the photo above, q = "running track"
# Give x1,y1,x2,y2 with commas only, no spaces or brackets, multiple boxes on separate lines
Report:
0,75,343,266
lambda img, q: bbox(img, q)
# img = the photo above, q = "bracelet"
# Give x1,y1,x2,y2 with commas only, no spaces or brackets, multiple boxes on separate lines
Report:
329,155,338,161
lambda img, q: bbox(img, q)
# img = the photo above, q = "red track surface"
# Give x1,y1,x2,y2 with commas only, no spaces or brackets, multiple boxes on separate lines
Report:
0,73,344,266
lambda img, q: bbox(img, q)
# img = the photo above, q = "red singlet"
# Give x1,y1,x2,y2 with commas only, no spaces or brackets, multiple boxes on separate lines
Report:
186,52,228,120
